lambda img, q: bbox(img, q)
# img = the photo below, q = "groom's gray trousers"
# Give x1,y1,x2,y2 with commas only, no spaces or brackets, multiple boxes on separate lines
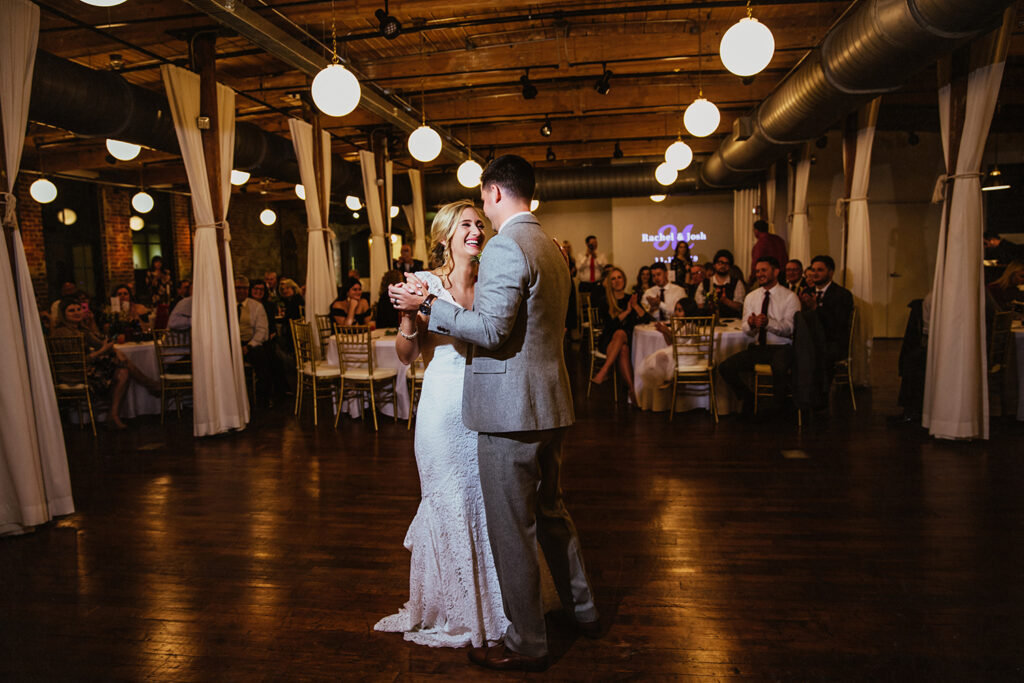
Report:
478,427,598,658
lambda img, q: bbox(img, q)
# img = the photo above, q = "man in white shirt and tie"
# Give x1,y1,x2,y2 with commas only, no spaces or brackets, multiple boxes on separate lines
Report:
719,256,800,413
642,263,687,320
234,277,271,406
576,235,607,295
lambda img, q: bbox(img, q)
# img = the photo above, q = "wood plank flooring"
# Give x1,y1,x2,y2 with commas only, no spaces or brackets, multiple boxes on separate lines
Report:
2,340,1023,681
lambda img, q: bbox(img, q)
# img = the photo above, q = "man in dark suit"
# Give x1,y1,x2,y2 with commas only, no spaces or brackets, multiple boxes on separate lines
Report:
800,254,854,372
393,243,424,274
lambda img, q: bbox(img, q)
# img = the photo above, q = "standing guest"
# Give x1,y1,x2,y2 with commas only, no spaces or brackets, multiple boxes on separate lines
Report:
719,256,800,413
783,259,810,295
234,276,273,404
592,266,649,405
263,271,281,309
750,219,788,283
669,242,693,287
632,265,652,297
986,260,1024,312
642,262,688,321
695,249,746,318
52,297,158,430
393,243,424,274
331,277,372,327
576,234,607,295
145,256,173,306
374,270,405,329
799,254,854,372
984,232,1021,265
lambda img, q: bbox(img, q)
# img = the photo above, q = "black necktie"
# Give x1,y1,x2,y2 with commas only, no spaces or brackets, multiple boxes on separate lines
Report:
659,287,665,303
816,289,824,307
758,289,770,345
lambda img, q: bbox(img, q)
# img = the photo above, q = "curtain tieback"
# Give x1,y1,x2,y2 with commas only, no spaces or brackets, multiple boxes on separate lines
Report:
0,192,17,229
195,219,230,240
787,210,807,223
834,196,868,216
930,172,984,203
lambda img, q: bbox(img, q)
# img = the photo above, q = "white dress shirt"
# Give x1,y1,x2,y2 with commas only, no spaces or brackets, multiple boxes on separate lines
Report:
576,251,608,284
642,282,687,320
168,296,192,330
238,297,269,347
740,283,799,345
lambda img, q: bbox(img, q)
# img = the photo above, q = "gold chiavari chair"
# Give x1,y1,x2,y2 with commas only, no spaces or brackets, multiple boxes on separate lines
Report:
669,315,718,423
585,306,617,401
46,334,97,436
333,325,398,431
291,319,340,426
830,308,857,410
314,313,336,357
152,328,193,424
406,355,426,431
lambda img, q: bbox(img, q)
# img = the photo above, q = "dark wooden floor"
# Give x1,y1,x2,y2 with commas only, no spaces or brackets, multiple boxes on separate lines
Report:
3,340,1023,681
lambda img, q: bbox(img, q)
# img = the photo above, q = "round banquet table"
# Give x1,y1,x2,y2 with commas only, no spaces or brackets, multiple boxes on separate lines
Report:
114,341,163,418
630,319,750,415
326,329,410,420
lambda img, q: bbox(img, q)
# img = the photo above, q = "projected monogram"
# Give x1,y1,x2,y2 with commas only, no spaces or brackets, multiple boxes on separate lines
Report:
641,223,708,259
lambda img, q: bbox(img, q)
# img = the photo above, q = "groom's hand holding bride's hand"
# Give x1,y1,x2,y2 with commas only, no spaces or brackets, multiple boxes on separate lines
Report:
388,274,427,313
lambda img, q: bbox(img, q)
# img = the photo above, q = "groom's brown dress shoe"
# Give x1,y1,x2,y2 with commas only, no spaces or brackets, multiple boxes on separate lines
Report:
468,643,549,672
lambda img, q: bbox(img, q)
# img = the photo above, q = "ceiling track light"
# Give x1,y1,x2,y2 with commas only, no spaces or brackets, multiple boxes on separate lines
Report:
520,72,538,100
594,65,612,95
613,141,624,159
375,0,402,39
539,115,552,137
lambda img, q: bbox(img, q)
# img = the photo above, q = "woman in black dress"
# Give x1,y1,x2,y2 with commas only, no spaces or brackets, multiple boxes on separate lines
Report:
592,266,650,404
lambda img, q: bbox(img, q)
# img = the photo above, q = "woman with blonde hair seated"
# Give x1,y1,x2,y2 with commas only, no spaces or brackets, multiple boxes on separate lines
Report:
592,265,650,404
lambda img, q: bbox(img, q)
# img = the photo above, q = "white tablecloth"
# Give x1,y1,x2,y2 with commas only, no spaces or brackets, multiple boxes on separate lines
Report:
326,329,410,420
114,342,162,418
631,320,750,414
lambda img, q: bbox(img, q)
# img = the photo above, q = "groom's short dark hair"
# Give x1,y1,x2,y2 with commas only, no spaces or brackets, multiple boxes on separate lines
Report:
480,154,535,201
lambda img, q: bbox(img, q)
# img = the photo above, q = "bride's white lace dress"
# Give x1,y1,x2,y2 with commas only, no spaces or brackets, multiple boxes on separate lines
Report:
374,271,509,648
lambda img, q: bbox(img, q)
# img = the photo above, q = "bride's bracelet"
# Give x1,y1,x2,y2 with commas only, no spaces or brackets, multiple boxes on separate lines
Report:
398,325,418,340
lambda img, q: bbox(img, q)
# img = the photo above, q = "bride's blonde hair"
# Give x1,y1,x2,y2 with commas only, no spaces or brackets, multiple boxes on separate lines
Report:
429,200,484,287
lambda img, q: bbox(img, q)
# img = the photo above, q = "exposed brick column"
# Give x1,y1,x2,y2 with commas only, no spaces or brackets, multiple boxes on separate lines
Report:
171,194,193,278
100,187,134,291
13,175,48,308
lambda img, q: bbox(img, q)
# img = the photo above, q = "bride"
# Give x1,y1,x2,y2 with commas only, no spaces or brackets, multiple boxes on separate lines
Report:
374,200,509,648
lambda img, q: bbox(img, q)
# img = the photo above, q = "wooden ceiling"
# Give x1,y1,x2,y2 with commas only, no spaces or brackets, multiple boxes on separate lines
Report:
27,0,1024,196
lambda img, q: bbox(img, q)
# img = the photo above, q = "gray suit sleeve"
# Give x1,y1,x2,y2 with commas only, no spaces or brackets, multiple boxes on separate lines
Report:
427,235,527,350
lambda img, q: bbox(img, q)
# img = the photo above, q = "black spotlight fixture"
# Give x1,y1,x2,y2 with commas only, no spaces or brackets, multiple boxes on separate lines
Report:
594,64,612,95
539,115,552,137
613,141,624,159
520,72,538,100
375,1,402,39
907,131,920,146
546,146,556,162
815,134,828,149
741,75,755,86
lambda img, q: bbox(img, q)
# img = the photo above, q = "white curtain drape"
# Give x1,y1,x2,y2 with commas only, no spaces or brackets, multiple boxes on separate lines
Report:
403,169,428,264
289,119,335,326
0,0,73,536
732,187,757,279
841,100,879,387
161,64,248,436
359,150,391,300
924,18,1011,440
789,145,812,267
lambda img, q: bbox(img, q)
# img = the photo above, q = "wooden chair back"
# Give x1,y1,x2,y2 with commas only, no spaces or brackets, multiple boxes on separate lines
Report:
46,334,90,389
670,315,716,371
152,328,191,377
290,319,318,369
314,313,335,356
335,325,375,374
988,310,1014,373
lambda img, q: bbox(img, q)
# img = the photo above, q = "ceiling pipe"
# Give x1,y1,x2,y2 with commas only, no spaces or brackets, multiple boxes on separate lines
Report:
27,49,413,204
701,0,1015,188
424,163,707,205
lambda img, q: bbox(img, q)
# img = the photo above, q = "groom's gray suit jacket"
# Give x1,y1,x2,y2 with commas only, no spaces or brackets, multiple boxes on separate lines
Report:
428,213,575,433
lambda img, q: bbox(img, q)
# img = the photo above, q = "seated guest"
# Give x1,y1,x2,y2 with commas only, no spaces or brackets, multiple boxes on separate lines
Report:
51,297,158,430
695,249,746,318
799,254,854,371
984,232,1021,265
248,279,277,336
107,284,152,338
374,270,405,329
393,243,424,274
783,259,809,295
234,276,273,404
642,262,688,320
168,295,192,330
276,277,304,354
170,278,191,309
331,277,372,327
632,265,652,297
635,300,690,405
986,260,1024,312
263,271,281,309
48,280,79,322
592,266,649,405
686,264,706,298
719,256,800,413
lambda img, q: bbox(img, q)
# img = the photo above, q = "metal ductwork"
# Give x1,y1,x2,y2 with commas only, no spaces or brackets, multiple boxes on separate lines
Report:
701,0,1014,188
27,50,413,204
424,163,706,205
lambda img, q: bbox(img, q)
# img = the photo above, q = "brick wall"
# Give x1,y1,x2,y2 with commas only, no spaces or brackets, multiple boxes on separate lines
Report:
99,187,135,291
171,194,193,279
227,195,301,282
14,175,49,308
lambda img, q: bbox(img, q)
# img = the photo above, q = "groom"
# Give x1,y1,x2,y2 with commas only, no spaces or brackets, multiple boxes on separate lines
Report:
390,154,599,671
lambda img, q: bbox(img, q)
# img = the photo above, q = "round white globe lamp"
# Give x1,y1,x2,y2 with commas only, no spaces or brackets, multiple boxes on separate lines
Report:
664,140,693,170
408,125,442,162
457,159,483,188
80,0,127,6
310,64,361,117
57,208,77,225
131,191,154,213
230,169,250,186
295,184,306,200
720,16,775,77
650,194,666,203
655,162,678,186
345,195,362,211
106,139,141,161
259,208,277,225
530,199,540,212
129,215,145,231
30,178,58,204
684,97,721,137
389,205,400,218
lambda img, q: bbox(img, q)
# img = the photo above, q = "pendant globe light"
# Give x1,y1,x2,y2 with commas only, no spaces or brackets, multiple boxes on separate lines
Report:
230,169,250,185
720,2,775,77
456,124,482,188
664,139,693,171
650,194,666,203
295,184,306,200
655,162,678,186
260,208,277,225
132,191,154,213
30,178,57,204
80,0,126,6
345,195,363,210
530,199,540,212
129,215,145,231
409,123,442,162
311,8,361,116
390,205,400,218
106,139,141,161
684,20,721,138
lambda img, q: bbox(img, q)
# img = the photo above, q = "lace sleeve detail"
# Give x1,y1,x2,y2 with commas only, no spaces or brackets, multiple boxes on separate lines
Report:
416,271,449,302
